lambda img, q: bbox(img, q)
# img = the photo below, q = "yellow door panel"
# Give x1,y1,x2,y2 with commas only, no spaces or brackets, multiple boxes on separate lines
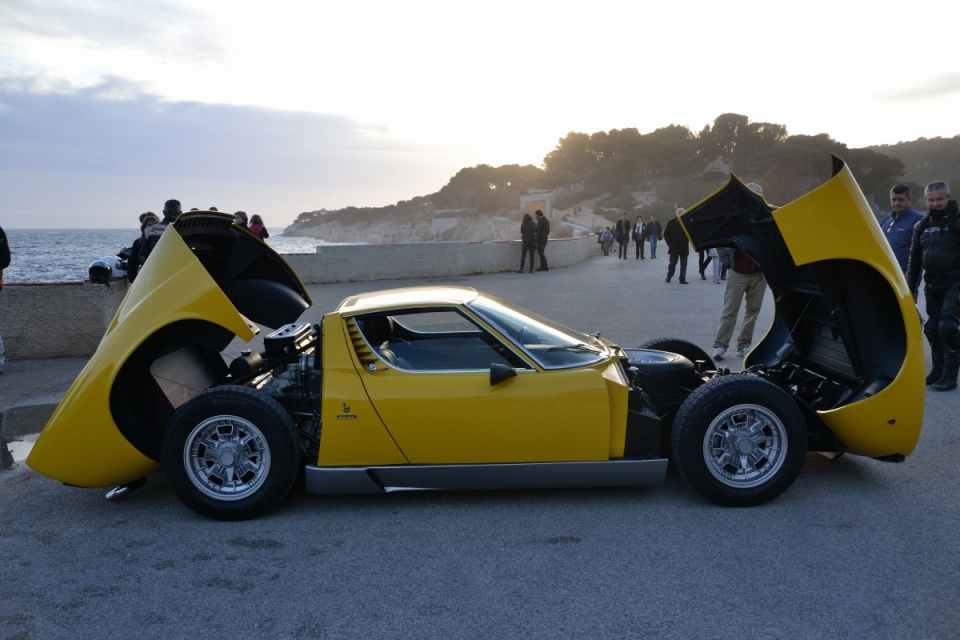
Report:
359,366,612,464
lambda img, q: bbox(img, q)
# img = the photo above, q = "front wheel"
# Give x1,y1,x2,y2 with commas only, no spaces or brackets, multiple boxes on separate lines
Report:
162,386,301,520
638,336,716,371
671,376,806,506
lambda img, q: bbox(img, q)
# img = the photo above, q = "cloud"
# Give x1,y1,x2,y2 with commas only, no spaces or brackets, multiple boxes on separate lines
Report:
0,0,211,53
881,73,960,102
0,81,466,228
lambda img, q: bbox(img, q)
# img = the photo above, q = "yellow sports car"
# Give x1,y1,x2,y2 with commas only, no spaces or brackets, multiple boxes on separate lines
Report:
27,156,925,519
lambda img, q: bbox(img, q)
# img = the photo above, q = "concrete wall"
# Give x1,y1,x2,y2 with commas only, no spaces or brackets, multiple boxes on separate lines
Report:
285,235,596,284
0,236,597,360
1,280,129,360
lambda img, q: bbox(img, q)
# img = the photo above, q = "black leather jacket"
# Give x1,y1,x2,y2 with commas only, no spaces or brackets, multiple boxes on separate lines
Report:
907,200,960,292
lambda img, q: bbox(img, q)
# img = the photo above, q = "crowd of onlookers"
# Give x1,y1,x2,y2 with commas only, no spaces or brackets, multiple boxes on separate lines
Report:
126,200,270,283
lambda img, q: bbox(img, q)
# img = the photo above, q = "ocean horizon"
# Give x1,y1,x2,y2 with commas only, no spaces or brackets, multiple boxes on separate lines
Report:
1,229,341,284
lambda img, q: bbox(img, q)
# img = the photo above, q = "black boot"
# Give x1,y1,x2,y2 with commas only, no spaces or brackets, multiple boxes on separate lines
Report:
926,347,944,386
931,349,959,391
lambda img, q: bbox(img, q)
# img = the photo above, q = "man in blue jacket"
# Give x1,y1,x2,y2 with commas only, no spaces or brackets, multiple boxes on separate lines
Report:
880,184,924,273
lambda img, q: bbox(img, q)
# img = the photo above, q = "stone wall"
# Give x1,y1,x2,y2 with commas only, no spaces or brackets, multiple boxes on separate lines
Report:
0,235,597,359
0,280,129,360
286,235,596,284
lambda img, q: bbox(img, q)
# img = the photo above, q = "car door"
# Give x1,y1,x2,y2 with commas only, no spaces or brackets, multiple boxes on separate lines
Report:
348,309,614,464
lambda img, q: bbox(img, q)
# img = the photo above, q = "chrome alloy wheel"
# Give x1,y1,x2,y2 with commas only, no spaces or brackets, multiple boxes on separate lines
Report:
183,415,272,500
702,403,787,489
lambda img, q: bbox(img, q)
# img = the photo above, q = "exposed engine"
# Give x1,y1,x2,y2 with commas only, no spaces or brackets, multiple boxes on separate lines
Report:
233,321,324,460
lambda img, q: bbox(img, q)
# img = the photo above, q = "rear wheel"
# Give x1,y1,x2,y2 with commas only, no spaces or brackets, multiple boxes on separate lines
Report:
162,386,301,520
671,376,806,506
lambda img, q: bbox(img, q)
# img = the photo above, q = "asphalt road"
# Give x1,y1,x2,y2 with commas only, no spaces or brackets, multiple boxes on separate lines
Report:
1,249,958,639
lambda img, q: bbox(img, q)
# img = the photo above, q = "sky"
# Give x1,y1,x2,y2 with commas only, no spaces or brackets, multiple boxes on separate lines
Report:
1,0,958,230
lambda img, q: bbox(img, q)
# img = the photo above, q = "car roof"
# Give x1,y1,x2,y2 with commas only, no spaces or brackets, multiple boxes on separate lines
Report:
336,285,480,315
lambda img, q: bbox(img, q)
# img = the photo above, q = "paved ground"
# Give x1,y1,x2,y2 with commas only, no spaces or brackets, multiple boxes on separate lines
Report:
1,250,958,639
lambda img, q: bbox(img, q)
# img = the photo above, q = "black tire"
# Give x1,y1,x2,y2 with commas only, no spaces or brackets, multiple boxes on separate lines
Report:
671,376,806,507
162,386,301,520
623,348,695,380
638,336,716,371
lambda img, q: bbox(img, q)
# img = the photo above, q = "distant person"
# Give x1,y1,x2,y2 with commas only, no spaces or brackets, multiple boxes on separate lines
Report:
126,212,160,283
614,211,631,260
234,211,249,230
138,199,182,264
633,214,646,259
663,207,690,284
712,182,767,360
601,227,614,256
518,213,537,273
646,216,662,258
209,206,219,211
249,214,270,240
535,210,550,271
906,180,960,390
0,224,8,374
880,184,924,274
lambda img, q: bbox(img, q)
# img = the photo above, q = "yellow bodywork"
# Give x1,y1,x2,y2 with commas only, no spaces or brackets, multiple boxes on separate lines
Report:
27,226,257,487
316,312,629,466
769,162,925,456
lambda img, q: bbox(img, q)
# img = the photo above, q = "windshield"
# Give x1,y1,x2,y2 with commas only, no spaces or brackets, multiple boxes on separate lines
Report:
469,295,609,369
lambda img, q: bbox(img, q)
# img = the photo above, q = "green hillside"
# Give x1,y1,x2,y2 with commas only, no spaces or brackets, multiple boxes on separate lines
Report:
291,113,958,231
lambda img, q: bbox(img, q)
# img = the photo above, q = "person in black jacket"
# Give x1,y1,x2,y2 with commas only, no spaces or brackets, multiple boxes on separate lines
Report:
535,210,550,271
614,212,631,260
633,215,646,259
138,199,182,266
518,213,537,273
0,225,8,373
906,181,960,390
663,207,690,284
126,212,160,283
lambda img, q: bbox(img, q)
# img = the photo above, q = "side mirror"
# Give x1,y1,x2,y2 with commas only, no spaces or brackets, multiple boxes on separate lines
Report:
490,363,517,386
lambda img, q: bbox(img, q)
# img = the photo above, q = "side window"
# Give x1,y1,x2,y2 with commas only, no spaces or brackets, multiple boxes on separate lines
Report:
357,310,529,371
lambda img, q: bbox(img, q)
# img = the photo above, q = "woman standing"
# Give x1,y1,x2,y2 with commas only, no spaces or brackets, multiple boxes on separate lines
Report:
518,213,537,273
633,214,646,259
249,214,270,240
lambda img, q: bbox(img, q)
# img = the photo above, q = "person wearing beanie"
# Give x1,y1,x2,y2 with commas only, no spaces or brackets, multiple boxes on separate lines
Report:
906,181,960,390
138,199,182,265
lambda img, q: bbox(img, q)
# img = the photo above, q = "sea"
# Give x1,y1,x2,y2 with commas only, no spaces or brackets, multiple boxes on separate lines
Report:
2,229,328,284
